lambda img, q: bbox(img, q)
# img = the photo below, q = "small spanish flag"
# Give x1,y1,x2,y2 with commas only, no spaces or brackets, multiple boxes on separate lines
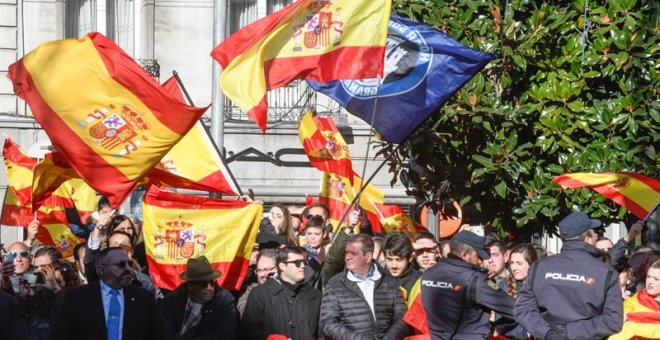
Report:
1,189,33,227
320,171,384,232
142,186,262,291
299,111,354,183
31,152,79,210
212,0,391,132
8,33,207,208
373,203,427,238
554,172,660,219
3,138,37,206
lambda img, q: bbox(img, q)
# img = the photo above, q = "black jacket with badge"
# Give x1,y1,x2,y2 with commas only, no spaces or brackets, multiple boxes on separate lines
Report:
514,241,623,340
421,257,515,340
240,277,321,340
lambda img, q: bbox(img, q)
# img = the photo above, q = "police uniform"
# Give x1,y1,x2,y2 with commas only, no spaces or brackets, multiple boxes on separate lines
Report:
421,232,515,340
514,212,623,340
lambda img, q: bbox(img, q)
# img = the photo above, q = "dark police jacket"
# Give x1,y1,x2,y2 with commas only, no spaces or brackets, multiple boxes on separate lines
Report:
421,257,514,340
514,241,623,340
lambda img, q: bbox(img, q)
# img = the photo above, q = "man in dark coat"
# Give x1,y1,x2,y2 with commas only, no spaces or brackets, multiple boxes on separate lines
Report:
50,247,167,340
320,234,409,339
240,246,322,340
0,289,28,340
161,255,237,339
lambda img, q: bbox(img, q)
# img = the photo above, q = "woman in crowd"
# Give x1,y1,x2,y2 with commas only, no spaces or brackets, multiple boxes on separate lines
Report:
610,259,660,339
259,204,297,246
494,243,538,339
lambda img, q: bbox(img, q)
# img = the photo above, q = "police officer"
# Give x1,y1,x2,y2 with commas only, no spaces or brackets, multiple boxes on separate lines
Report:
421,231,515,339
515,212,623,340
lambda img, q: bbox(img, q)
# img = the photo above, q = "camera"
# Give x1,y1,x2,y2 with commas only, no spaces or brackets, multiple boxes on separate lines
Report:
21,271,45,285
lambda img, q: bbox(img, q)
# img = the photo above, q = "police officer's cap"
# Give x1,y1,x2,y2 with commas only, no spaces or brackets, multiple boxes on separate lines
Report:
558,211,601,239
453,231,490,259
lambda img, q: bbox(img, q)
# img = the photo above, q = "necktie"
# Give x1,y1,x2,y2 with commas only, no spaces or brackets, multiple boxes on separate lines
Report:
107,289,121,340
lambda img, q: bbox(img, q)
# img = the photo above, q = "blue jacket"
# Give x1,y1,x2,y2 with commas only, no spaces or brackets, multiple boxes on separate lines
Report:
421,257,515,340
514,241,623,339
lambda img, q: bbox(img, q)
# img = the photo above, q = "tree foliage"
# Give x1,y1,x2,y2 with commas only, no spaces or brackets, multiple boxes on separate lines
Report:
379,0,659,236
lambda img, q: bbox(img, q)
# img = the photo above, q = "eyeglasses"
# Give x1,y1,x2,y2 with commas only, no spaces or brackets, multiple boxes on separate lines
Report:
415,247,439,255
284,259,307,268
108,260,130,268
255,266,276,274
8,251,30,259
188,280,214,289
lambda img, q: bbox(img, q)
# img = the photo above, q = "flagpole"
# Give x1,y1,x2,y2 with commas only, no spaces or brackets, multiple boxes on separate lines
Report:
172,70,244,197
211,0,227,154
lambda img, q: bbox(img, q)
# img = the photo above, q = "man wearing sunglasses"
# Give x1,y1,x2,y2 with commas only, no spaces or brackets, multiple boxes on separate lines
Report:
241,246,322,340
51,247,167,340
0,242,32,294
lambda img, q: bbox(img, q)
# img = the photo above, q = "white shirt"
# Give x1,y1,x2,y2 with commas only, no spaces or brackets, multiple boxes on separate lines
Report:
346,264,382,319
100,281,125,340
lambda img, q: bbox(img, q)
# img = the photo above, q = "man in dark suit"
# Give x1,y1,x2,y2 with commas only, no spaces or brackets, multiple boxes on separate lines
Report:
0,289,28,340
50,247,167,340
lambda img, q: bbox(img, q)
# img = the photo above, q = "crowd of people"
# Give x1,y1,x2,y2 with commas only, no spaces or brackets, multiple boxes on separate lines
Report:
0,197,658,340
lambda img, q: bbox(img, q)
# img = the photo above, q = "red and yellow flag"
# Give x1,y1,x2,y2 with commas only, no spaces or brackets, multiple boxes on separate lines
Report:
373,203,427,238
403,278,430,336
31,152,79,210
8,33,207,208
142,186,262,291
3,138,37,205
554,172,660,219
35,204,82,258
1,189,33,227
147,77,242,196
320,171,384,232
299,111,354,182
212,0,391,132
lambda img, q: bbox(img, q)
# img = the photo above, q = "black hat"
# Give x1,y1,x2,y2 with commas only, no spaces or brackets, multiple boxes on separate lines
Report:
453,230,490,260
558,212,601,239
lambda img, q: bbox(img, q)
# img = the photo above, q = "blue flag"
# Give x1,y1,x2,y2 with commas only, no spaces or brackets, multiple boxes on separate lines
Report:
307,14,494,144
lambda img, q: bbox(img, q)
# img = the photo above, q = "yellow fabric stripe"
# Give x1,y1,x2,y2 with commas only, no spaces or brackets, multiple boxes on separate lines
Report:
566,173,659,211
298,111,318,140
5,159,33,191
22,36,180,180
160,122,222,182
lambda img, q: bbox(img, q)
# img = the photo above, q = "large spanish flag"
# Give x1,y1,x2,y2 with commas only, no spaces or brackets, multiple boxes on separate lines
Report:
320,171,384,232
148,77,242,196
298,111,354,182
142,186,262,291
8,33,208,208
554,172,660,219
212,0,391,132
3,138,37,205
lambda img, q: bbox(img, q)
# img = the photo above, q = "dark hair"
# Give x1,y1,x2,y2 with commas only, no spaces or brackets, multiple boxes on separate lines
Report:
108,231,135,248
485,233,505,254
269,205,296,246
531,243,548,259
33,245,62,263
414,232,436,243
382,233,413,259
596,236,612,243
306,215,326,230
73,242,87,262
506,244,539,298
448,239,476,258
308,202,330,219
347,234,374,255
275,246,306,273
256,248,279,264
97,196,111,212
111,215,137,240
597,249,612,265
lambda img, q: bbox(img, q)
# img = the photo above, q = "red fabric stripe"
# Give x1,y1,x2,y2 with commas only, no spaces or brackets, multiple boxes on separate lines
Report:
308,157,354,179
162,76,186,104
245,96,268,133
0,203,32,226
147,256,250,292
89,33,208,135
313,116,341,134
625,311,660,323
143,185,249,210
148,169,238,196
210,0,310,67
403,294,429,334
3,139,37,169
8,59,134,208
637,289,660,312
264,46,386,89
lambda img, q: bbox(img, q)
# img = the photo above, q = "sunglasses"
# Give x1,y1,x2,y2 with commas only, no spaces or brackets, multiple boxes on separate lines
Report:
108,260,131,268
8,251,30,259
284,259,307,268
415,247,439,255
188,280,215,288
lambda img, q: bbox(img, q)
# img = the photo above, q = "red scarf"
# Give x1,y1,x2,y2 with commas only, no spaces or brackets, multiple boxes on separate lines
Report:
625,290,660,323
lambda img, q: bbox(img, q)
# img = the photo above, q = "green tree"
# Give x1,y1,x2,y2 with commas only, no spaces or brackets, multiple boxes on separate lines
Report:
379,0,659,236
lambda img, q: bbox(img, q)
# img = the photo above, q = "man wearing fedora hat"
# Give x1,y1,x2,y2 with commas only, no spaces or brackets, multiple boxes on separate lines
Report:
515,211,623,340
161,255,237,339
421,230,515,339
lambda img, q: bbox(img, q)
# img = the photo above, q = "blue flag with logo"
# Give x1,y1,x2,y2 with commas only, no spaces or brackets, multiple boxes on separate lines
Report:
307,14,494,144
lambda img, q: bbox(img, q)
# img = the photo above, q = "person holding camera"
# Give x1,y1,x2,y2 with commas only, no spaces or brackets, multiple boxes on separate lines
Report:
1,241,32,294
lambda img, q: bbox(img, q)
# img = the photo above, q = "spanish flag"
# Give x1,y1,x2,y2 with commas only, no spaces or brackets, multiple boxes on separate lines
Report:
373,203,427,238
554,172,660,219
147,77,242,196
403,278,430,336
31,152,79,210
320,171,384,232
142,186,262,291
299,111,353,182
35,203,82,258
212,0,391,132
3,138,37,205
1,189,33,227
8,33,208,208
